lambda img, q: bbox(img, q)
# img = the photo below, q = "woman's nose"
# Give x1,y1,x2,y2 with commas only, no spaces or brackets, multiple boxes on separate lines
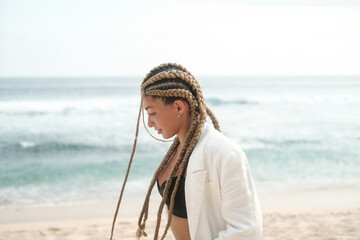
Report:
147,117,154,128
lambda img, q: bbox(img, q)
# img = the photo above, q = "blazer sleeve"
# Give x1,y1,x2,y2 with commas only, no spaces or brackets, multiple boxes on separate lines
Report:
215,149,262,240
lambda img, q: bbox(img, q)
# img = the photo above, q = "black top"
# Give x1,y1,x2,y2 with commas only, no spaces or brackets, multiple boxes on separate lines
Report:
157,175,187,219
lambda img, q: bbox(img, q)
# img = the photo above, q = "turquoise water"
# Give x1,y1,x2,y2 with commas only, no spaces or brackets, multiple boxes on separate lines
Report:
0,76,359,206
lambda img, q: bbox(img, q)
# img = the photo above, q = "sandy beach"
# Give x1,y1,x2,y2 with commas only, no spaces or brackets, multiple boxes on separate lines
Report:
1,187,359,239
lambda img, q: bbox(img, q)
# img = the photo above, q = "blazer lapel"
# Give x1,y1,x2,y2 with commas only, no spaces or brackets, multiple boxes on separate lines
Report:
186,169,207,239
185,122,213,239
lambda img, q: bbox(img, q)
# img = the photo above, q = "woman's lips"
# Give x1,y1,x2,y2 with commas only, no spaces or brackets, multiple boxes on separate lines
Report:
157,129,162,134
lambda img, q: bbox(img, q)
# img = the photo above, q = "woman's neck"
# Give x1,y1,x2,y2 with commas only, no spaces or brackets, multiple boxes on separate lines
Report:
177,118,191,146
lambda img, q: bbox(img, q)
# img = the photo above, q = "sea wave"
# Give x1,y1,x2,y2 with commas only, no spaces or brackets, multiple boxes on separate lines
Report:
0,177,151,207
238,138,322,150
0,98,139,116
206,97,257,106
0,140,159,156
256,138,322,146
0,141,119,153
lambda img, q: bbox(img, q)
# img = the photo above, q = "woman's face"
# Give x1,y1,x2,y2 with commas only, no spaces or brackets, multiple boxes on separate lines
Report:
142,96,181,139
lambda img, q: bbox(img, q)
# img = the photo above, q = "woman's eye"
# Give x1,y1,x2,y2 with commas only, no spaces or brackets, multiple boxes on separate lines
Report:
148,112,156,116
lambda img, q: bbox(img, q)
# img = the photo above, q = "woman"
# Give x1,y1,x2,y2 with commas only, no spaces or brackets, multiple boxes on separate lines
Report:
110,63,262,240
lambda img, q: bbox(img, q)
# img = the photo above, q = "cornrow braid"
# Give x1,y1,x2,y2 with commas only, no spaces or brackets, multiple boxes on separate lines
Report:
142,63,191,85
142,63,220,131
110,63,220,240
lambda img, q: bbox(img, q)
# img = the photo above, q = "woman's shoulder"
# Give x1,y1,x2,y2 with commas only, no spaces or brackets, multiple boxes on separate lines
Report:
203,122,245,157
198,122,248,176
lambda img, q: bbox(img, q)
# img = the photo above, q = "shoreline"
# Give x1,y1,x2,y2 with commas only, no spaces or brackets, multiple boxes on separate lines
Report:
1,187,359,239
1,186,359,224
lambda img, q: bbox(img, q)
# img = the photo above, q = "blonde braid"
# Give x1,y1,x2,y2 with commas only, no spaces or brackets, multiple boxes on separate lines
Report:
110,63,220,240
143,64,219,131
145,90,199,112
148,80,208,239
142,66,209,239
205,106,220,131
142,63,191,85
159,112,203,240
145,90,198,239
163,71,209,239
143,63,221,132
110,99,143,240
136,138,179,238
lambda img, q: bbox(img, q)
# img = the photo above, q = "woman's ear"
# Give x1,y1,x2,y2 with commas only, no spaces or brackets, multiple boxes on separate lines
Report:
173,100,187,115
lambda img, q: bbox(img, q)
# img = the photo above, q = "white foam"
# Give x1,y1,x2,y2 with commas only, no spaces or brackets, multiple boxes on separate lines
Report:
0,97,140,115
18,141,36,148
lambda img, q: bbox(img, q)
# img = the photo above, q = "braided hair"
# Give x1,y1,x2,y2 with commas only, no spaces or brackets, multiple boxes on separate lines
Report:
110,63,220,240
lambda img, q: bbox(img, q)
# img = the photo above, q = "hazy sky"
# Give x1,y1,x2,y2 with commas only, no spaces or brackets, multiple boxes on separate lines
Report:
0,0,359,77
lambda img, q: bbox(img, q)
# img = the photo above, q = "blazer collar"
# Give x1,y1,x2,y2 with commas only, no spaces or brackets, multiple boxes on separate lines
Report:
187,121,214,173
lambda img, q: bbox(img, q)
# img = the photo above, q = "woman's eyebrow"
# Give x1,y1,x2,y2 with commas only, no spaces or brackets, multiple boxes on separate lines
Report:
145,106,153,110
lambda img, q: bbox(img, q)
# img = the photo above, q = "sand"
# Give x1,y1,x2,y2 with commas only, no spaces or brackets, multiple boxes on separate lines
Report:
0,187,359,239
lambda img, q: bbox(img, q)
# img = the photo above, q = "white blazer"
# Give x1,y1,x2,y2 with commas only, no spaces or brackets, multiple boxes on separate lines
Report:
185,122,262,240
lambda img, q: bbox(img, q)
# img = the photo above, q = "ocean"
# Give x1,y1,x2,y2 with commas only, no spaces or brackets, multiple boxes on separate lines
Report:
0,76,359,207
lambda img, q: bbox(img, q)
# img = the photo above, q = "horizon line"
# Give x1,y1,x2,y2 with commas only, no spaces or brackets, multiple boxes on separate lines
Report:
1,74,360,79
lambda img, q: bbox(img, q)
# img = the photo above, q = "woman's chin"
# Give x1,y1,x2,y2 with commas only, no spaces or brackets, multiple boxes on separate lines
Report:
161,133,175,140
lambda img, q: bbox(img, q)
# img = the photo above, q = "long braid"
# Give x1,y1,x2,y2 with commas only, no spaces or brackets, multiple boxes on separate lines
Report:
140,66,213,239
205,106,220,131
136,138,179,238
147,89,199,239
142,70,209,239
160,112,205,240
159,82,208,229
156,110,200,239
110,99,143,240
137,89,199,237
110,63,221,240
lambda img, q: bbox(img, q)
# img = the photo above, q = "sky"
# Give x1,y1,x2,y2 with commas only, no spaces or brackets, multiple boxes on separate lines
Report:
0,0,359,77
